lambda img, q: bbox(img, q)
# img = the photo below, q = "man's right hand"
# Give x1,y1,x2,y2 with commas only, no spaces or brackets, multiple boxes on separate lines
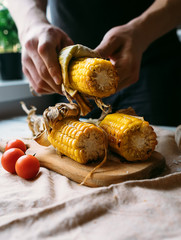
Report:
21,23,73,94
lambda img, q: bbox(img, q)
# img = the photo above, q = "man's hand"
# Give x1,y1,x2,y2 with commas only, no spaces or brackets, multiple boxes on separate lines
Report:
21,23,73,94
95,0,181,91
95,24,144,91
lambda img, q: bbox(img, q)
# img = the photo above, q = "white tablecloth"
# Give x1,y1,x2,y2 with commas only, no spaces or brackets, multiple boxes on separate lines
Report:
0,117,181,240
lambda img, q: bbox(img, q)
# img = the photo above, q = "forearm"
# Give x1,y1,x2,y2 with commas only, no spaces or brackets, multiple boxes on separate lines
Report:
6,0,48,41
129,0,181,51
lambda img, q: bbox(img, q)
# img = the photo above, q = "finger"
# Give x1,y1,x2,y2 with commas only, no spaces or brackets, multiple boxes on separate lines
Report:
117,75,139,90
113,59,134,89
110,49,124,62
61,36,74,49
117,77,132,90
115,63,139,90
110,57,130,85
94,32,122,59
23,45,54,93
94,39,113,59
24,68,51,94
27,49,62,94
38,37,62,85
23,58,56,94
24,41,62,94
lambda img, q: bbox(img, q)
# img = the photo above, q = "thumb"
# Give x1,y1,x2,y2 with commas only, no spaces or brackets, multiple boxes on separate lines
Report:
94,38,115,59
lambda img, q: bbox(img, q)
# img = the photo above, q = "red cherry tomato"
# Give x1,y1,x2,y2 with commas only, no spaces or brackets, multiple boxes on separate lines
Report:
1,148,25,174
5,139,26,153
15,155,40,180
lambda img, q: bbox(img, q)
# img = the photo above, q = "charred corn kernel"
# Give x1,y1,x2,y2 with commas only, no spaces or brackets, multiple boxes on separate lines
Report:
99,113,157,161
68,57,118,98
47,118,106,164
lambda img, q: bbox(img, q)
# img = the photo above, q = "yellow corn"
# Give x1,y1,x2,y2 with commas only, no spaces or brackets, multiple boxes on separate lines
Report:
47,118,106,164
99,113,157,161
68,57,118,98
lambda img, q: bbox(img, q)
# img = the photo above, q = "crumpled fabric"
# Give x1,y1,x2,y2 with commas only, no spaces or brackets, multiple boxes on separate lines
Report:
0,118,181,240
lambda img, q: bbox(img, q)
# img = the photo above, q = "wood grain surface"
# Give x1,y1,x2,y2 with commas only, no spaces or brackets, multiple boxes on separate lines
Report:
0,138,165,187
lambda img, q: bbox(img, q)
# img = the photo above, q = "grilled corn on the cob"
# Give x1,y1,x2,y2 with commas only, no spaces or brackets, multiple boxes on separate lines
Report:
43,103,107,164
99,112,157,161
47,118,106,164
68,57,118,98
59,44,118,115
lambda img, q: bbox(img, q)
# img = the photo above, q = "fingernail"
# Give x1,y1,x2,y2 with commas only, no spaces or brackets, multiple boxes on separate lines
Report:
54,76,61,85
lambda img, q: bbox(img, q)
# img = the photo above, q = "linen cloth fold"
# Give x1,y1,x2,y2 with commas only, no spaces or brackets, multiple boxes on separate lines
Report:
0,118,181,240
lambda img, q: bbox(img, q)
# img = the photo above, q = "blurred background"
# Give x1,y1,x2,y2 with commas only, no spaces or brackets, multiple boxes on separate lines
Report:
0,0,22,80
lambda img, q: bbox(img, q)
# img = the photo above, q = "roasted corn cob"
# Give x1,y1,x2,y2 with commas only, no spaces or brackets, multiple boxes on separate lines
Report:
68,57,118,98
42,103,107,164
99,112,157,161
59,44,119,116
47,118,106,164
22,102,107,165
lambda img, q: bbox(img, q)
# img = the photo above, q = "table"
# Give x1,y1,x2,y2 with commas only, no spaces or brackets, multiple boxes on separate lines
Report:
0,116,32,138
0,116,181,240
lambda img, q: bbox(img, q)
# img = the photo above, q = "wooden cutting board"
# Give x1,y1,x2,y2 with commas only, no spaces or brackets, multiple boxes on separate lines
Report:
0,138,165,187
